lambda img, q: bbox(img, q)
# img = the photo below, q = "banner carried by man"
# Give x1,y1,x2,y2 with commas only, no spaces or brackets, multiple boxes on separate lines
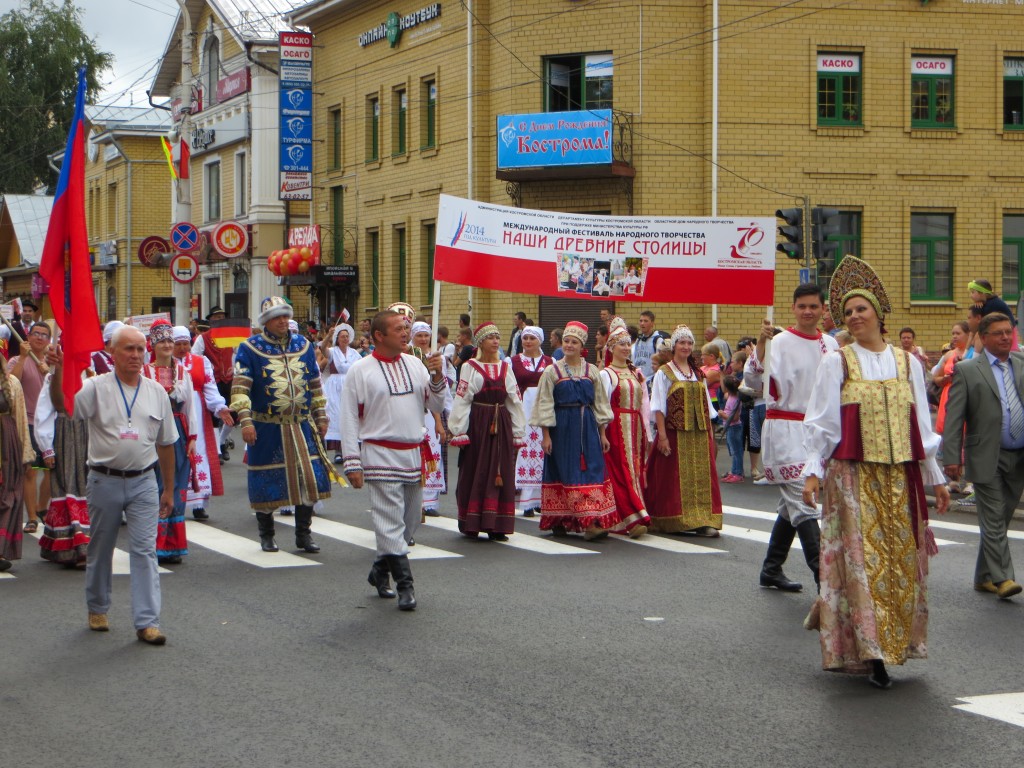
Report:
433,194,776,305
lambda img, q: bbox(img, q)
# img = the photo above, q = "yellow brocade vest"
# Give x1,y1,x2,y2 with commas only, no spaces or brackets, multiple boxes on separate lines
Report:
664,366,709,433
834,345,925,464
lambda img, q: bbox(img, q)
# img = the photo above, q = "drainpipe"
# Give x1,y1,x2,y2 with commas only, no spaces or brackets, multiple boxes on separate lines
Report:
465,0,473,321
711,0,719,327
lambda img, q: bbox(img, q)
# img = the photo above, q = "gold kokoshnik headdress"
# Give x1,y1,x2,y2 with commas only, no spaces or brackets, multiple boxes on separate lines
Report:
828,256,892,327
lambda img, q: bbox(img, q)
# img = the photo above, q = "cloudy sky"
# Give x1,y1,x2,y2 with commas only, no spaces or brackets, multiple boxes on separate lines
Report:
0,0,180,105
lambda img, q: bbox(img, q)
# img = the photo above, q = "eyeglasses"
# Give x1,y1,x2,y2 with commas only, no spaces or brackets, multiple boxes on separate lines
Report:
29,332,51,339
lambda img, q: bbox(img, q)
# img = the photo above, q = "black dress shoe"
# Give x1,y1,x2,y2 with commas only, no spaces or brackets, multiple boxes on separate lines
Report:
488,532,509,542
523,508,536,517
260,535,279,553
220,444,230,462
227,438,235,449
423,509,440,517
868,660,892,690
296,534,320,553
551,525,568,537
0,558,12,572
158,555,182,565
192,508,209,520
407,538,415,546
759,571,803,592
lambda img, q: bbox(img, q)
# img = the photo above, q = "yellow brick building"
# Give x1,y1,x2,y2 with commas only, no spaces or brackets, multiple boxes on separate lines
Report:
288,0,1024,352
84,105,178,321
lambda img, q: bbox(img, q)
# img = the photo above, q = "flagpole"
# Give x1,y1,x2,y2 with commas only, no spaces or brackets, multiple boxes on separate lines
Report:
0,315,24,347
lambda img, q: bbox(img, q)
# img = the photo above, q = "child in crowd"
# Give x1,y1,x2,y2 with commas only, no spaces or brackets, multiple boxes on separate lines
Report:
720,374,745,483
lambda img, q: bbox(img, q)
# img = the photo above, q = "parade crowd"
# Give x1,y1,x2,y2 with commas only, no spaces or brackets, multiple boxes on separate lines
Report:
1,266,1022,689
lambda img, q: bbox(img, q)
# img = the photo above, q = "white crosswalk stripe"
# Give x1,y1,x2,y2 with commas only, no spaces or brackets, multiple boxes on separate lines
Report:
722,505,960,548
185,520,319,568
422,515,597,555
276,515,462,560
516,513,726,554
5,501,1014,581
1,528,171,580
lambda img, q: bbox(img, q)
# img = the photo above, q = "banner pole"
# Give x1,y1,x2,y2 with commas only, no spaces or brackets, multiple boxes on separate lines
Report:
431,280,442,351
762,305,774,400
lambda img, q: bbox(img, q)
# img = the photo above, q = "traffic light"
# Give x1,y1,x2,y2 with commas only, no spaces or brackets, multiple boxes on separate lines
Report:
811,207,840,266
776,207,803,260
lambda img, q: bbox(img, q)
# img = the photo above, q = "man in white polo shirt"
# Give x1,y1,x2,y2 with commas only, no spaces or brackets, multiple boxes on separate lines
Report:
69,325,178,645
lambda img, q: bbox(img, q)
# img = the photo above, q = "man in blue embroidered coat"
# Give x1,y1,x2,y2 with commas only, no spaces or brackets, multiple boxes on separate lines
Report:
232,296,330,553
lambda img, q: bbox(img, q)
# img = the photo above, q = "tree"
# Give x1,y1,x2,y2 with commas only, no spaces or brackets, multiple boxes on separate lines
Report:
0,0,112,193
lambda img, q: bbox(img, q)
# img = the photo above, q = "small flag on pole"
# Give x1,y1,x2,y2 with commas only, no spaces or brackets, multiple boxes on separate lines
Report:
161,136,177,179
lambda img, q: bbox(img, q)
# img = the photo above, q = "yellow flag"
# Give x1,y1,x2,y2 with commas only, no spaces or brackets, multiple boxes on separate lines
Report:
160,136,177,180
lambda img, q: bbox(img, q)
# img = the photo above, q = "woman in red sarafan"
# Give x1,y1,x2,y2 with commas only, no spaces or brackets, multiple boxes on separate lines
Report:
448,322,526,541
600,320,652,538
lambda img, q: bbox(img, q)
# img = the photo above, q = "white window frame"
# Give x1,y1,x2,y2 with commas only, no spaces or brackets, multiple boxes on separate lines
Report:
234,150,247,218
204,158,221,223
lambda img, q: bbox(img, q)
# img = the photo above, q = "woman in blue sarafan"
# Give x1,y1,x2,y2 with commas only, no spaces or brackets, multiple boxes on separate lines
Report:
530,320,620,540
231,296,332,554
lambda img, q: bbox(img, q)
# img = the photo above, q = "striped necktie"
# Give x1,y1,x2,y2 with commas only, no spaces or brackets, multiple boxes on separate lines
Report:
999,360,1024,442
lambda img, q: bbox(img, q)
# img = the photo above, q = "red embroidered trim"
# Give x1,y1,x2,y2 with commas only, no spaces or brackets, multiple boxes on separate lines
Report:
786,327,823,341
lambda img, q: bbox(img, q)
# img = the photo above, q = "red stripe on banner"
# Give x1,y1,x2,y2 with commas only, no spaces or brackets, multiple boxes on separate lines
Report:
434,245,775,305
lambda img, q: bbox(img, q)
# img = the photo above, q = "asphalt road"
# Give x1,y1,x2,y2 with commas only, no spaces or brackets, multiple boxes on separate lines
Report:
3,438,1024,768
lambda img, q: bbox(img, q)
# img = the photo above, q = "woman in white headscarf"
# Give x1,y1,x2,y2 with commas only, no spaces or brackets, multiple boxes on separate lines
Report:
323,322,360,463
511,325,552,516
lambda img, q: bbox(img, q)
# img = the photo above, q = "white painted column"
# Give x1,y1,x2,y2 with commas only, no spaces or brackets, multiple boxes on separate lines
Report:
247,58,286,322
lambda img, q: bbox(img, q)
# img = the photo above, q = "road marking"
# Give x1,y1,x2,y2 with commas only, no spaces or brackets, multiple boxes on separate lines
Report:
921,517,1024,542
421,516,596,555
617,532,727,554
276,516,462,560
1,528,169,581
185,521,319,568
516,514,726,553
722,505,959,548
954,692,1024,729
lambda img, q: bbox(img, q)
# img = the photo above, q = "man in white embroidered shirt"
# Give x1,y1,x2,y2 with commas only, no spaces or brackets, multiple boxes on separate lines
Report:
340,310,448,611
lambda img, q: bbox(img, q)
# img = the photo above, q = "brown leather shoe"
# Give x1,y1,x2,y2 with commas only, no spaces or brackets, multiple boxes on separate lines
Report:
997,580,1023,599
974,581,999,594
136,627,167,645
88,613,109,632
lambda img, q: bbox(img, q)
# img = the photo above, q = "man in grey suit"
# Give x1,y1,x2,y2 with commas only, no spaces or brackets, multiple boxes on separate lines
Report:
942,312,1024,600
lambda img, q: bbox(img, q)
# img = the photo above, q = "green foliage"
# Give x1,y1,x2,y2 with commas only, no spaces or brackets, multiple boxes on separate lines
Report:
0,0,112,193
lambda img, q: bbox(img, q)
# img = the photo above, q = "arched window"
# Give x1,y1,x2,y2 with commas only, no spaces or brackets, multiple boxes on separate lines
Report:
204,33,220,107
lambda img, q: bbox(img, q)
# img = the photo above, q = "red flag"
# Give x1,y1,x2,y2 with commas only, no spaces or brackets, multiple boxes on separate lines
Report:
39,67,103,417
179,138,190,180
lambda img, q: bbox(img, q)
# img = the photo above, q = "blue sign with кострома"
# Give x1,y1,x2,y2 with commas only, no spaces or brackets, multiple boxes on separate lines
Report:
496,109,613,170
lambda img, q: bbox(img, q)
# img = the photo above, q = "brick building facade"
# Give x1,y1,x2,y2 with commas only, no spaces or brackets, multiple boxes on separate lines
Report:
287,0,1024,351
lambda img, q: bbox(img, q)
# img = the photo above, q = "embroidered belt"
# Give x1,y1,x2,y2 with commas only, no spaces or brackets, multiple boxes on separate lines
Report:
89,462,158,478
252,412,308,425
365,438,420,450
364,439,436,480
765,408,805,421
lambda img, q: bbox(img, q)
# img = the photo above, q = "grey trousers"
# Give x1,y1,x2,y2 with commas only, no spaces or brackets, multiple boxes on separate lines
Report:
85,471,162,630
367,480,422,558
776,481,820,527
971,448,1024,585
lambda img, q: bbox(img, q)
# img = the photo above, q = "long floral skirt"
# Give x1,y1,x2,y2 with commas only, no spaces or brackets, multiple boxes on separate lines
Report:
39,415,90,565
805,459,930,673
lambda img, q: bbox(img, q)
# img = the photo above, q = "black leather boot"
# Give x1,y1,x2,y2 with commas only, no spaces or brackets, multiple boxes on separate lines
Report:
367,559,397,599
386,554,417,611
759,516,803,592
294,505,320,553
256,512,279,552
796,519,822,592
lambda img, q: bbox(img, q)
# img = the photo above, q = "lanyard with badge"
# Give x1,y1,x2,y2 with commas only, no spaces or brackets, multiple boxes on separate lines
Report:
116,376,141,440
